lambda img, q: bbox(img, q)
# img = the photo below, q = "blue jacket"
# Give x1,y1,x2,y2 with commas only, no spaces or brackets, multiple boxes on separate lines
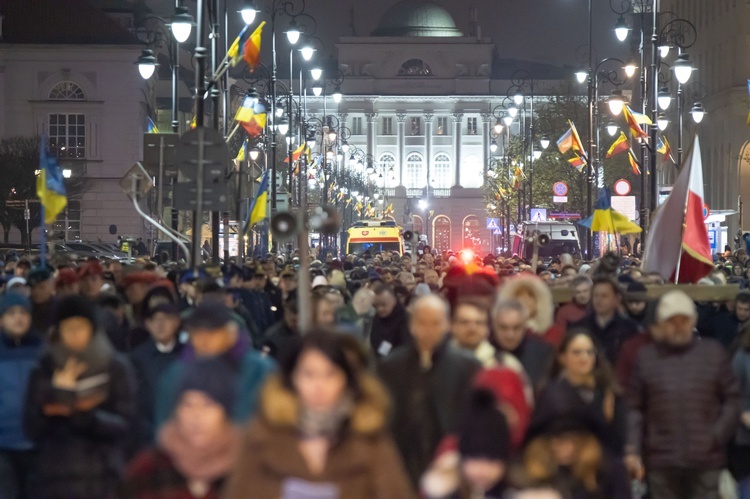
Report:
153,333,275,430
0,329,43,450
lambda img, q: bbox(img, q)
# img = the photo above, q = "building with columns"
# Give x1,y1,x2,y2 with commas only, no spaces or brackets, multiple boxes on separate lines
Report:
304,0,565,254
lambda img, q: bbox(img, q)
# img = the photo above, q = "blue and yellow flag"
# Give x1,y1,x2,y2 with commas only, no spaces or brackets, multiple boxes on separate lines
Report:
37,141,67,224
246,170,269,231
147,117,160,133
579,188,641,234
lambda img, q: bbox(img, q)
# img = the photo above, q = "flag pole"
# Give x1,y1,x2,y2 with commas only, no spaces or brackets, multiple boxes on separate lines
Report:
673,138,695,284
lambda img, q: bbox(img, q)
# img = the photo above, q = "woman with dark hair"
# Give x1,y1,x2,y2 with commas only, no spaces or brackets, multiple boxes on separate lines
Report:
224,330,415,498
537,329,627,455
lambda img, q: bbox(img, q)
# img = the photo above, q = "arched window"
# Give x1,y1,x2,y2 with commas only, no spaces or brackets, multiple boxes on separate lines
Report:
49,81,85,100
379,153,398,187
412,215,424,236
463,215,482,252
432,153,451,189
433,216,451,253
461,155,483,188
398,59,432,76
405,153,424,188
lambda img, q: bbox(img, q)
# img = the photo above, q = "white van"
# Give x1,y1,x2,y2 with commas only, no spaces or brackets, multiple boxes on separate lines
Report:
511,221,582,260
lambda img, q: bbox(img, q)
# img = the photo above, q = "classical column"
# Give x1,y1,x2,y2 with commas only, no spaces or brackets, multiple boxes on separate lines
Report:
423,113,434,189
365,112,378,159
452,113,463,187
481,113,493,176
396,113,407,186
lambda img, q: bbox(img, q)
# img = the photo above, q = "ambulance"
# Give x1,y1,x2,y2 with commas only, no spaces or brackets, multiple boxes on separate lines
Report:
346,220,404,256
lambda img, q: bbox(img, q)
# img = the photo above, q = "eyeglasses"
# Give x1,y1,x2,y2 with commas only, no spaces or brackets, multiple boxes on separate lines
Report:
568,348,597,357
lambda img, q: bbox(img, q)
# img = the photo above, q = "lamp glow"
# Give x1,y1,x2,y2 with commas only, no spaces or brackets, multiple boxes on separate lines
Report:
656,113,669,131
614,16,630,42
575,68,588,84
310,68,323,80
502,115,513,127
673,53,694,85
513,93,523,106
312,85,323,97
605,121,619,137
170,6,193,43
608,90,625,116
239,0,257,25
657,87,672,110
286,20,301,45
508,105,519,118
300,46,315,61
691,101,706,123
490,141,498,153
493,119,503,135
540,135,550,149
332,85,343,103
624,60,637,78
136,49,157,79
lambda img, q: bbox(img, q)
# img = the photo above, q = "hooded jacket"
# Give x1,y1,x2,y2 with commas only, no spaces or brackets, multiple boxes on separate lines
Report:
223,374,415,499
497,275,559,344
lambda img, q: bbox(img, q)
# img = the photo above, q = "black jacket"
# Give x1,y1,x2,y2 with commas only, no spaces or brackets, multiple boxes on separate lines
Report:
262,319,300,360
498,333,555,389
24,351,136,498
572,313,640,364
627,338,741,470
377,340,481,486
370,302,411,357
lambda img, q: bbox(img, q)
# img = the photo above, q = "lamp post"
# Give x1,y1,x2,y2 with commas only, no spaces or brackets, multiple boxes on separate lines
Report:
507,70,536,218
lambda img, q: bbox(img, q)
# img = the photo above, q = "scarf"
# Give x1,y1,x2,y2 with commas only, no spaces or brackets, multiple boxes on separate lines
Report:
297,395,355,439
47,330,114,377
158,419,242,482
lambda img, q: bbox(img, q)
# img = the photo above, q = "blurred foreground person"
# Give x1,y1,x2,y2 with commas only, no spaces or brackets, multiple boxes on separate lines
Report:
225,330,414,498
626,290,740,498
451,298,496,368
0,293,43,499
378,294,480,487
124,359,241,499
24,295,135,498
421,389,512,499
370,283,411,357
731,322,750,495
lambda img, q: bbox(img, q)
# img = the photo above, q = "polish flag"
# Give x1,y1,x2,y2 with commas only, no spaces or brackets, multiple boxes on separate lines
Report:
643,135,713,283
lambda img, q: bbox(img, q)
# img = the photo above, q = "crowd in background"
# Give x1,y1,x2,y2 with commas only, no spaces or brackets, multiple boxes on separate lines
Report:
0,244,748,498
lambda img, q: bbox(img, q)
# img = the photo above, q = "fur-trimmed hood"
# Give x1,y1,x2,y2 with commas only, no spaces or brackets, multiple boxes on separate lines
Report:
258,372,391,435
497,274,554,334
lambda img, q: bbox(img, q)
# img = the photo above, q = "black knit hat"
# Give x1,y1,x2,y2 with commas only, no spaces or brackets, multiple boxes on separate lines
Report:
54,295,99,329
176,358,237,415
184,298,233,332
458,389,511,461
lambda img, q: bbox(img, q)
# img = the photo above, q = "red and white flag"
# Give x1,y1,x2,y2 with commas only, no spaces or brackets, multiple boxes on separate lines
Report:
643,134,713,283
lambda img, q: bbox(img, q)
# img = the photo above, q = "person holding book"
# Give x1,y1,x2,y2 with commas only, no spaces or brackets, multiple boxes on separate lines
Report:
23,295,135,498
0,292,44,499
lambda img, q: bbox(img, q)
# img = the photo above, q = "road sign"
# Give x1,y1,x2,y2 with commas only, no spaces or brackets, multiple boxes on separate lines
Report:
553,195,568,203
493,228,503,235
703,203,710,220
614,179,631,196
530,208,547,221
119,162,154,199
143,133,179,177
173,182,229,210
486,218,499,229
553,182,569,196
176,127,231,180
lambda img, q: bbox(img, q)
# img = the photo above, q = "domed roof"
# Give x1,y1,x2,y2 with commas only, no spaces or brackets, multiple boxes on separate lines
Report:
372,0,463,37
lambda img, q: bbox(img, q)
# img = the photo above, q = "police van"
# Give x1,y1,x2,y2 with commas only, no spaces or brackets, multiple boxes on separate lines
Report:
346,220,404,256
512,221,581,260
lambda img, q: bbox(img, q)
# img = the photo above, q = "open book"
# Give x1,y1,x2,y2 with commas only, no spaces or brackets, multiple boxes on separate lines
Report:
281,478,340,499
51,372,110,407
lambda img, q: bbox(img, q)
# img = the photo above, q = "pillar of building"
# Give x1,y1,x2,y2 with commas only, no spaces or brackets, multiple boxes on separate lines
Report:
396,113,407,186
481,113,493,175
452,112,463,187
365,112,377,159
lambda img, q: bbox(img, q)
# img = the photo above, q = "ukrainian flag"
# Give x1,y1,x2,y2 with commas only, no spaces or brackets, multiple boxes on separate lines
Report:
147,117,160,133
37,141,67,224
579,188,641,235
243,170,269,234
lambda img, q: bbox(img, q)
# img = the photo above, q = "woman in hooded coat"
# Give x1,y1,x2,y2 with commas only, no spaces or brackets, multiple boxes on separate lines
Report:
497,274,563,346
23,295,135,498
224,330,415,498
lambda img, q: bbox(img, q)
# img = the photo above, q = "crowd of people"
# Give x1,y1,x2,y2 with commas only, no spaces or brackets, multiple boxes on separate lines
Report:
0,244,748,498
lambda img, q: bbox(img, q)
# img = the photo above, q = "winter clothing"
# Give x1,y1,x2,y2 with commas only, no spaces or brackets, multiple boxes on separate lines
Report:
153,333,275,429
0,292,31,316
261,319,299,359
697,303,740,348
497,274,554,336
555,301,588,330
175,357,237,415
496,332,555,390
571,313,640,364
378,341,481,486
53,294,100,330
473,367,532,450
457,389,510,460
224,373,416,498
614,332,652,389
123,448,224,499
23,340,135,497
627,338,741,471
370,301,411,357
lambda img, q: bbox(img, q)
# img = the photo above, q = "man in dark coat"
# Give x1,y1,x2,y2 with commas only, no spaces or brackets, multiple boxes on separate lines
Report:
492,299,554,390
128,303,184,447
571,276,640,364
378,294,481,487
370,283,411,357
23,295,136,498
28,266,56,334
262,294,299,359
626,290,741,498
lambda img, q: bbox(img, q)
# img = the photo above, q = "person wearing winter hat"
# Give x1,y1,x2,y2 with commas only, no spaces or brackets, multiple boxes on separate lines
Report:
78,260,104,300
27,266,56,335
0,293,43,499
124,358,242,499
421,389,511,499
23,295,136,498
623,281,649,326
55,267,80,298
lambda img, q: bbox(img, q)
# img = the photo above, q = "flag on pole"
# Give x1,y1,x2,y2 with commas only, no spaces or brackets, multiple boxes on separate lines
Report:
643,134,712,283
235,96,267,138
227,25,250,66
579,187,642,234
568,120,587,158
246,170,269,230
556,120,587,158
147,117,160,133
627,149,641,175
656,135,676,164
37,141,68,224
567,154,586,172
605,131,630,159
290,142,307,162
234,141,247,162
243,21,266,70
623,105,650,141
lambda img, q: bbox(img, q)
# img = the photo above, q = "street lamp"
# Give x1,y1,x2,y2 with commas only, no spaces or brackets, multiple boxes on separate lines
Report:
512,92,524,106
493,119,503,135
136,49,158,79
605,121,619,137
249,148,260,161
170,6,194,43
312,83,323,96
607,90,625,116
540,134,550,150
624,60,637,78
419,199,428,211
656,113,669,131
277,117,289,135
300,45,315,61
310,67,323,80
490,140,498,153
657,87,672,110
690,101,706,123
658,43,671,58
508,105,519,118
614,16,630,42
575,68,588,84
332,85,343,103
62,169,72,178
286,19,301,45
673,53,694,84
502,115,514,127
533,150,542,160
239,0,258,25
